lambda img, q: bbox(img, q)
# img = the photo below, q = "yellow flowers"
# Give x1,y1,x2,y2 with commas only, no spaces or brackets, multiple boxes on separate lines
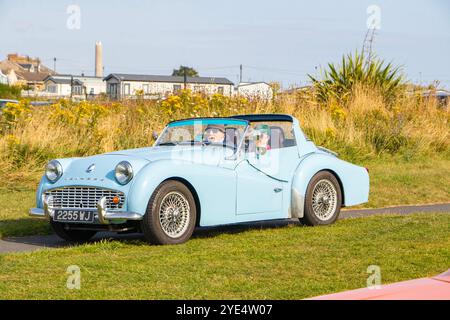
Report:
159,90,251,120
160,90,219,119
329,102,346,122
161,95,183,116
50,100,109,127
5,134,20,147
325,127,337,140
2,100,31,124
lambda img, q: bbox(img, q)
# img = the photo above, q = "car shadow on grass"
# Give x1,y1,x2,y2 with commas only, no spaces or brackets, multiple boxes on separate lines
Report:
0,219,303,252
0,218,51,238
193,219,302,239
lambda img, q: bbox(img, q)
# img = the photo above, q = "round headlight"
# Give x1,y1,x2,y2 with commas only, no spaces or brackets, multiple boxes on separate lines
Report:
46,160,63,183
115,161,133,185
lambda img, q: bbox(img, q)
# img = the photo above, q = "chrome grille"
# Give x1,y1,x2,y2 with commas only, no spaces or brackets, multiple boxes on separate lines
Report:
45,187,125,210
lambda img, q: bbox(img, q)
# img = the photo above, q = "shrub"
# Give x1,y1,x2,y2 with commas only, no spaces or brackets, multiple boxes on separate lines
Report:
309,51,404,105
0,83,22,99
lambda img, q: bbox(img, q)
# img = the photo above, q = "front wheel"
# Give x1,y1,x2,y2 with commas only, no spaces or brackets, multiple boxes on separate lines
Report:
300,171,342,226
141,180,197,245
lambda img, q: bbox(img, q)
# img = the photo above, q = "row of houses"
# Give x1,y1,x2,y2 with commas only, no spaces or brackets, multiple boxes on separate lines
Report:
41,73,273,100
1,53,273,100
0,53,56,90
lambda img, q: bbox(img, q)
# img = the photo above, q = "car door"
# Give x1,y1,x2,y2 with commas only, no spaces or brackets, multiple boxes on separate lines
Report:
235,120,300,217
235,157,283,216
246,122,300,182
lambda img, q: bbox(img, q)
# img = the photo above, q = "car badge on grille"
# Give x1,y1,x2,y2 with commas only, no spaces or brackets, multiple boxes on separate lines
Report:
86,164,95,173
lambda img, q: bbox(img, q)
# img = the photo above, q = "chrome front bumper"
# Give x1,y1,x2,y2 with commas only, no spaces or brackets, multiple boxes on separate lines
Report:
29,195,143,224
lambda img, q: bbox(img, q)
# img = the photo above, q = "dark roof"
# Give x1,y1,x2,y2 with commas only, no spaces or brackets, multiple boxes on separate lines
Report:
104,73,234,85
18,63,33,69
15,71,50,82
43,75,103,83
45,77,83,85
230,114,294,122
53,74,103,79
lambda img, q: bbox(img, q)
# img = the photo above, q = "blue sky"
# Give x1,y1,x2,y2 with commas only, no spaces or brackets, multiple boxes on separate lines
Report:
1,0,449,88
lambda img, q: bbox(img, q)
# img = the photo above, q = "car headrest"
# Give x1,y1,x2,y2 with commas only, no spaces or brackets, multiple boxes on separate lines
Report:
270,126,285,149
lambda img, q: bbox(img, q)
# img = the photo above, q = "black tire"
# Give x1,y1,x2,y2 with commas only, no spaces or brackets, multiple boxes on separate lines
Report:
141,180,197,245
300,171,342,226
50,220,97,243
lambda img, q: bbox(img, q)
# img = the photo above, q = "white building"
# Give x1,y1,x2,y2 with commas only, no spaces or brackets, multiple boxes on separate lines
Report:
44,77,84,96
104,73,234,99
236,82,273,100
45,75,106,96
0,70,7,84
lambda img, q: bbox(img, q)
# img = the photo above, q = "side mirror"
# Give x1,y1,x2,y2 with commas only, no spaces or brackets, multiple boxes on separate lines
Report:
152,131,159,141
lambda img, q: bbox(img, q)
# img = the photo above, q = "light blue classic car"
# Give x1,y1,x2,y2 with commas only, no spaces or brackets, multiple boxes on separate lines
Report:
30,114,370,245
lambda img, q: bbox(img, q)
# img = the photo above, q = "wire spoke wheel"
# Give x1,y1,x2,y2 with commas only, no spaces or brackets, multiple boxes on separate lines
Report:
158,191,191,238
311,179,338,221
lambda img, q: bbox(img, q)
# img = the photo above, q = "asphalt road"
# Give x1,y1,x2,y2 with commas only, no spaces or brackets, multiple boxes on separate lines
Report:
1,203,449,254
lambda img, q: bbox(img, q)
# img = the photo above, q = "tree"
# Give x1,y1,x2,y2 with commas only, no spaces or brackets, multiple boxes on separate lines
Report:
172,66,199,77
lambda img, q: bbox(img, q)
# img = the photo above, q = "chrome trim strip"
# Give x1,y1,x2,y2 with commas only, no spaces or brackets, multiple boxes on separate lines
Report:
105,212,143,221
290,188,305,218
97,196,142,224
97,197,107,224
43,194,54,219
317,146,338,157
29,208,45,217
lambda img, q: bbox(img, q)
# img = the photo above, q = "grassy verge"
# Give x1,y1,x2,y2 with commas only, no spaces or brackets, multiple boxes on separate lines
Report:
0,213,448,299
362,156,450,208
0,188,50,238
0,156,449,238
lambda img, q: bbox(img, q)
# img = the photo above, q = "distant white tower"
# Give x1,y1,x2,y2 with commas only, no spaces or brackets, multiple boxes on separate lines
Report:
95,41,103,77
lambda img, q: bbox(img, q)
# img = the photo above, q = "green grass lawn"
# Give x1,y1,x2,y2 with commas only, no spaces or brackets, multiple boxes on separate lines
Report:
1,156,449,238
0,188,50,238
364,156,450,208
0,213,448,299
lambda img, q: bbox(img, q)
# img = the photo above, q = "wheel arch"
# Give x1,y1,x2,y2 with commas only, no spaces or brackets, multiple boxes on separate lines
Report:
291,155,369,216
162,177,202,227
319,169,346,207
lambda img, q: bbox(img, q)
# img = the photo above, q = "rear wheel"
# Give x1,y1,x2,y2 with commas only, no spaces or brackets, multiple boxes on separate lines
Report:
141,180,197,245
300,171,342,226
50,220,97,243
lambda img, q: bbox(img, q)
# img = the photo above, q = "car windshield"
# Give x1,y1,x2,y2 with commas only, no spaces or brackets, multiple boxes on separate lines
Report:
155,118,248,150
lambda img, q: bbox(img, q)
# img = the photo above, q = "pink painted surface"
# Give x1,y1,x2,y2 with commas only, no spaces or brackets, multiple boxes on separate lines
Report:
309,269,450,300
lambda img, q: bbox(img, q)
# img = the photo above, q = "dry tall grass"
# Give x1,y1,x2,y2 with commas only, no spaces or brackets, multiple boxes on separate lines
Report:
0,88,448,187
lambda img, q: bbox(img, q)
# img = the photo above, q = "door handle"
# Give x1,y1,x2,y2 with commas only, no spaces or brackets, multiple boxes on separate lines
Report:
274,188,283,193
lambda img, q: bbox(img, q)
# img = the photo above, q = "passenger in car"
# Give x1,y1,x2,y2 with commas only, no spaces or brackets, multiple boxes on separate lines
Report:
254,124,272,151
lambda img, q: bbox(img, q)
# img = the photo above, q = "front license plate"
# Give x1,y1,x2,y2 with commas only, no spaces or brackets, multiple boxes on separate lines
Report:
54,210,95,223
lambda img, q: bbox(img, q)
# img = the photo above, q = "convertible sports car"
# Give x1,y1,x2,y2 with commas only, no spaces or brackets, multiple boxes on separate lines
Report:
29,114,369,245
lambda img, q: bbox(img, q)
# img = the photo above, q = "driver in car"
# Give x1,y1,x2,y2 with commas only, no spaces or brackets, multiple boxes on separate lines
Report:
204,124,225,144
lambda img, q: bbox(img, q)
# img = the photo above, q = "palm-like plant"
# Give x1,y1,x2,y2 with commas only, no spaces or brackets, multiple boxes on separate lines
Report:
309,51,404,104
